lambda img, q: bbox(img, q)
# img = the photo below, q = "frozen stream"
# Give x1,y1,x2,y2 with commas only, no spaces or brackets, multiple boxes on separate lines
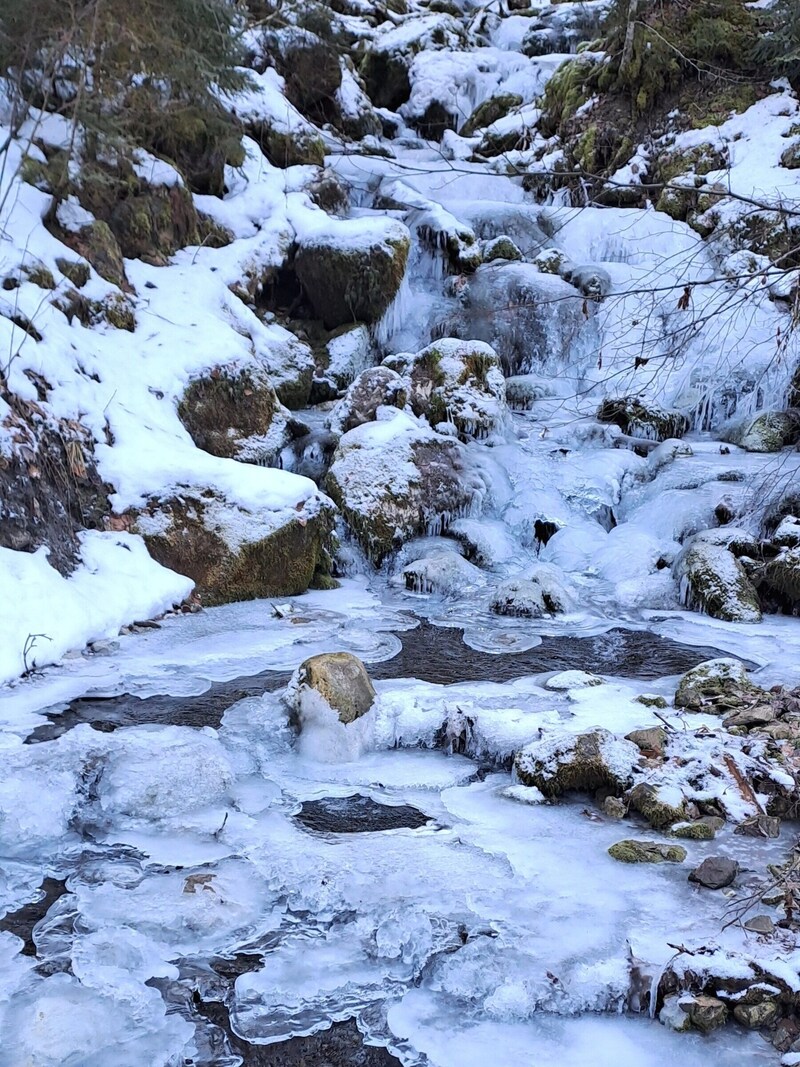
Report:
0,576,797,1066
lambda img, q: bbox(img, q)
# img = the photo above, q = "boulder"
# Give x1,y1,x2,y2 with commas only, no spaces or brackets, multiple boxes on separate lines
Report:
360,13,464,111
135,491,336,606
608,840,687,864
326,409,486,562
671,820,717,841
688,856,738,889
761,546,800,614
460,93,523,137
734,814,780,838
597,397,689,441
480,235,523,263
674,535,762,622
328,366,407,435
723,409,800,453
514,729,641,798
384,339,507,441
675,658,765,712
178,368,294,463
546,670,603,691
490,565,575,617
743,915,775,936
733,1000,779,1029
294,218,410,328
288,652,376,725
59,220,128,289
627,782,686,830
401,552,486,594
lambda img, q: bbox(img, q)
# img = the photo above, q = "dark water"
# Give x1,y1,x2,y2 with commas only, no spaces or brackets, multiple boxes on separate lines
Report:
27,620,742,742
296,795,431,834
0,877,67,956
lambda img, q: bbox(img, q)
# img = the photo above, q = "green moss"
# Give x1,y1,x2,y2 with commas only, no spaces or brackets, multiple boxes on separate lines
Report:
460,93,523,137
103,295,136,331
671,821,716,841
24,265,56,290
628,782,685,830
178,370,277,459
73,221,128,289
635,694,668,709
608,839,687,863
574,125,598,172
482,236,522,262
597,397,689,440
540,57,597,133
55,258,91,288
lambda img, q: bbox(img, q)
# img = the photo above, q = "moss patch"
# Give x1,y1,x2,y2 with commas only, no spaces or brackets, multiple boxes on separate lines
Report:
178,370,278,458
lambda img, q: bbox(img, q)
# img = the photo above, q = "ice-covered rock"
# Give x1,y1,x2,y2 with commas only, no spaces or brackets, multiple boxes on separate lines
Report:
627,782,686,830
490,564,576,617
597,397,689,442
514,729,641,798
384,338,508,441
328,366,407,436
674,533,762,623
326,408,487,562
674,658,766,713
323,325,376,391
294,217,411,328
401,551,486,595
360,14,465,111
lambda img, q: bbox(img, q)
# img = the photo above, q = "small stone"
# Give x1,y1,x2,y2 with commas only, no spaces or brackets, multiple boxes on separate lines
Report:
744,915,775,935
671,820,716,841
735,814,781,839
603,796,626,819
660,994,692,1032
685,994,728,1033
734,999,780,1029
608,839,687,864
688,855,738,889
625,727,667,756
723,704,776,730
89,639,119,655
762,888,785,906
634,694,668,709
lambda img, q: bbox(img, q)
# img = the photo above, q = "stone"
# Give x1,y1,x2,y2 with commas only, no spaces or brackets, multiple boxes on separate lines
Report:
674,536,762,623
515,730,641,798
383,339,508,442
608,839,687,864
625,727,667,757
480,235,523,263
326,410,485,563
490,565,575,618
328,367,407,436
762,547,800,614
723,410,800,453
628,782,686,830
659,994,692,1032
688,856,738,889
723,704,776,730
401,552,485,595
743,915,775,936
603,796,626,819
685,994,728,1033
675,658,765,712
460,93,523,137
64,220,128,289
136,491,336,606
734,1000,780,1029
596,397,688,441
734,814,781,839
294,217,410,328
671,820,716,841
290,652,376,725
634,694,668,709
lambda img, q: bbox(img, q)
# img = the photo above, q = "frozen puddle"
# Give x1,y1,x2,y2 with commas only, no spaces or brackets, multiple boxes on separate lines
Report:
0,589,790,1065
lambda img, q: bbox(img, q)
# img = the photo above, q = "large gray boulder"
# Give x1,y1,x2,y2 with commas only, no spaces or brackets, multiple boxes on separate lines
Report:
288,652,376,725
514,729,641,798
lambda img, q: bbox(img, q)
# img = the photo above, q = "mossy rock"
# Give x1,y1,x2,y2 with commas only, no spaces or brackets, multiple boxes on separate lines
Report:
178,370,279,459
671,820,716,841
675,658,765,712
196,214,235,250
481,236,523,263
139,495,336,606
103,294,136,331
782,141,800,170
724,410,800,453
23,265,56,290
608,839,687,864
675,539,762,623
415,101,458,141
597,396,689,441
278,35,342,120
514,729,640,798
294,221,410,328
460,93,523,137
55,258,91,288
762,547,800,613
248,123,326,169
360,49,412,112
63,221,128,290
627,782,685,830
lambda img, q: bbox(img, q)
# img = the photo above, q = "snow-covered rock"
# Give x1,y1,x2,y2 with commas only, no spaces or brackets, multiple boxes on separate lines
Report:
514,729,642,798
674,533,762,623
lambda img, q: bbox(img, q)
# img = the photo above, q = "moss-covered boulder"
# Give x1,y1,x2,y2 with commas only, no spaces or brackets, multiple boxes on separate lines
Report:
514,729,641,798
608,840,687,864
60,220,128,289
326,408,483,562
253,123,326,168
294,218,410,328
55,258,91,288
627,782,686,830
383,339,507,441
481,236,523,263
761,546,800,613
674,658,766,712
674,535,762,622
722,409,800,453
597,397,689,441
460,93,523,137
288,652,376,725
178,368,298,464
328,366,407,436
135,492,336,605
